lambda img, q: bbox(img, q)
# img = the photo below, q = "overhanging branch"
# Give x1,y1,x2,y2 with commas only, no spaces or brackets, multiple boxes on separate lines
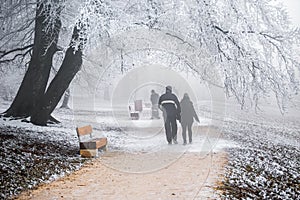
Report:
0,45,33,64
0,44,33,60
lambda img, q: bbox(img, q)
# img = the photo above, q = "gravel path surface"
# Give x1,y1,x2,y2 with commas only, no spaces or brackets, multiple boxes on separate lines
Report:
17,151,227,200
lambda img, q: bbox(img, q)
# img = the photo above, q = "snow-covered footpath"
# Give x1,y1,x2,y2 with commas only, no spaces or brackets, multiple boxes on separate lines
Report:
0,99,299,199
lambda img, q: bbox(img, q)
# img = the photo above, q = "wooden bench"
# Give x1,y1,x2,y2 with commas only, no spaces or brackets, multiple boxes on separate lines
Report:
130,112,139,120
76,125,107,158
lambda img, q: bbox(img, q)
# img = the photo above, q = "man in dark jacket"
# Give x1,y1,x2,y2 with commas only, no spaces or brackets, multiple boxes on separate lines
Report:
180,93,199,145
158,86,181,144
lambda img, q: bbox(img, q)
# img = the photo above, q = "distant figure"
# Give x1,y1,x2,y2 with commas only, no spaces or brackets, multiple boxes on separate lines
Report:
180,93,199,145
158,86,181,144
150,90,160,119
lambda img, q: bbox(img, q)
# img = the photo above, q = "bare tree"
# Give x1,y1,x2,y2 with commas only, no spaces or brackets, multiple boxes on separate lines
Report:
2,0,62,122
1,0,112,125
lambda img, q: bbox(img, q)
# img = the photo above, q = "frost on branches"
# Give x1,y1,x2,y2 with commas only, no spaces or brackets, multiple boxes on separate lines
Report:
187,0,300,113
74,0,300,113
1,0,300,113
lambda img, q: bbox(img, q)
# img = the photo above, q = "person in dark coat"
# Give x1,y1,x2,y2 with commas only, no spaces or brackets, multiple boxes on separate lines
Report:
180,93,199,145
150,89,160,119
158,86,181,144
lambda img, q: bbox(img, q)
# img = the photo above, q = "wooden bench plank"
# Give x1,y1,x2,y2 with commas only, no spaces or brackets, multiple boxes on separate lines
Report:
79,138,107,149
76,125,93,136
130,112,139,120
95,138,107,149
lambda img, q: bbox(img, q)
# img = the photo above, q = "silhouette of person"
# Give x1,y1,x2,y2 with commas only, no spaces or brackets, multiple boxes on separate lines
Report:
150,89,160,119
158,86,181,144
180,93,199,145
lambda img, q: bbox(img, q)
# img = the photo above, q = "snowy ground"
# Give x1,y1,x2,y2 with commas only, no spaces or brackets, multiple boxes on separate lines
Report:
0,98,299,199
0,102,85,199
217,101,300,199
0,99,234,199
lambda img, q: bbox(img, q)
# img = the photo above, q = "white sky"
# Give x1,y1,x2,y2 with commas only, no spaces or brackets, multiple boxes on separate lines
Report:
281,0,300,27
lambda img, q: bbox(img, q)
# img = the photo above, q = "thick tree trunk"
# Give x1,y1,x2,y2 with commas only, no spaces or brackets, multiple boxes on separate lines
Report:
4,2,61,118
30,27,83,126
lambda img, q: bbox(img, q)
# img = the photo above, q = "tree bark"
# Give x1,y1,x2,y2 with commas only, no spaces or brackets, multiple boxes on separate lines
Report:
4,2,61,118
30,26,83,126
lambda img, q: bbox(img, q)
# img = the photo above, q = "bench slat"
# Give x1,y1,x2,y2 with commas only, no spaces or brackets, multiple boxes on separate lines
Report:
76,125,93,136
79,138,107,149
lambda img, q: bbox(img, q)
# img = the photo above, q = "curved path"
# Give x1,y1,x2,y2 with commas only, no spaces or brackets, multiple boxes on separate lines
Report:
17,150,227,200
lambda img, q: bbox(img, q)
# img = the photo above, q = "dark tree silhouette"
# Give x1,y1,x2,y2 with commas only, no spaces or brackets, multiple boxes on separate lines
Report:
3,1,85,126
31,25,84,125
4,1,62,121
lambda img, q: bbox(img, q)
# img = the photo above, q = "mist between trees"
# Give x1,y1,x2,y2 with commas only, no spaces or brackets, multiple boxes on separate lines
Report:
0,0,299,126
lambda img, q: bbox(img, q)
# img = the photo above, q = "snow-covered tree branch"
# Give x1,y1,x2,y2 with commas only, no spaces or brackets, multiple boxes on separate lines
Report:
1,0,300,125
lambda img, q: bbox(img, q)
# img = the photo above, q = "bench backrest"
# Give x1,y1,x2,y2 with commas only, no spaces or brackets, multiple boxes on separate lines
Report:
76,125,93,139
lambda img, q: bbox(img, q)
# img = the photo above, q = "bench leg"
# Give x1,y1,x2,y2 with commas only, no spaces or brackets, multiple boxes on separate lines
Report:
101,145,108,151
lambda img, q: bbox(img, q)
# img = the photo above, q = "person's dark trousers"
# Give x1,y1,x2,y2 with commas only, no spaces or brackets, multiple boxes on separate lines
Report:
182,122,193,143
164,115,177,144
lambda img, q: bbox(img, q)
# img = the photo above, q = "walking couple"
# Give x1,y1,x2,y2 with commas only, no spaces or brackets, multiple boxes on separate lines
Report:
158,86,199,145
